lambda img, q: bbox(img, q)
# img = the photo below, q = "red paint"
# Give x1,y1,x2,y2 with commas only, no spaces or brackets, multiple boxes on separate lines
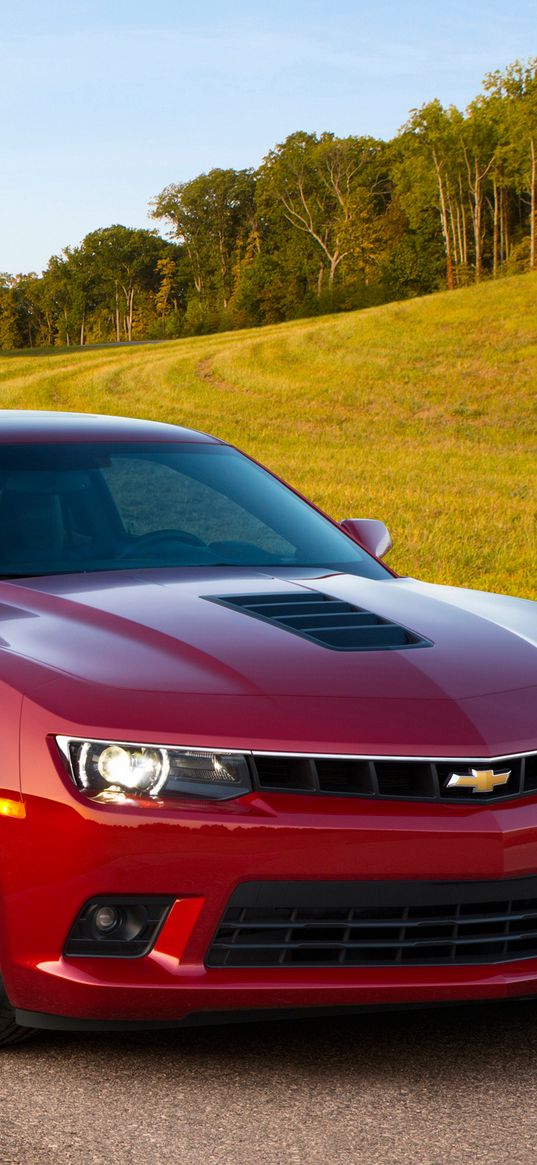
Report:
153,898,206,963
0,411,536,1025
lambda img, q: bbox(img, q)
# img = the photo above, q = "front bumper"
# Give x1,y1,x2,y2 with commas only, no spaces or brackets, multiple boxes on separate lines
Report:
6,774,537,1027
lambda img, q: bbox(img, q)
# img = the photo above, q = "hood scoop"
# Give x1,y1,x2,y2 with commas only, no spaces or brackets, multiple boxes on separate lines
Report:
206,590,432,652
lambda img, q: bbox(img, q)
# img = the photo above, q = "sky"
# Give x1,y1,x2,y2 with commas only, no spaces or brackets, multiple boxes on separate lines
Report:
1,0,536,274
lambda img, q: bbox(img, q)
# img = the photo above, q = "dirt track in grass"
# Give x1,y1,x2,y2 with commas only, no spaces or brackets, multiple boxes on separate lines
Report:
0,271,536,599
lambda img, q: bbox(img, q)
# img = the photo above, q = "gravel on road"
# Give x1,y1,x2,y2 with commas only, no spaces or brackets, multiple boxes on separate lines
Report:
1,1000,536,1164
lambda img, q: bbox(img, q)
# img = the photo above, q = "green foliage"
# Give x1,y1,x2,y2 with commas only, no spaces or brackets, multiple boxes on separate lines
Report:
2,57,537,350
0,278,20,350
150,169,256,314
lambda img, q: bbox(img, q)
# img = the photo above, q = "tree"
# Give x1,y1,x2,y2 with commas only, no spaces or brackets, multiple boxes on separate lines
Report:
459,99,498,281
151,169,256,318
0,276,20,350
81,225,167,342
3,55,537,348
40,247,100,346
484,59,537,268
401,102,468,288
258,132,385,296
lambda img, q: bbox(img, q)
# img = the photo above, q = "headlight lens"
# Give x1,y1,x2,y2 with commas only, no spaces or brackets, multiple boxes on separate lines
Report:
56,737,252,802
97,745,167,791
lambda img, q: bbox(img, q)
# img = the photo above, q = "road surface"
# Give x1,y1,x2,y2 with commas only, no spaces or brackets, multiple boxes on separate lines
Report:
1,1001,536,1163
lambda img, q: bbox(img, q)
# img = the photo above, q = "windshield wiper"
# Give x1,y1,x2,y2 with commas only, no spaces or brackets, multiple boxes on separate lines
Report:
0,571,80,580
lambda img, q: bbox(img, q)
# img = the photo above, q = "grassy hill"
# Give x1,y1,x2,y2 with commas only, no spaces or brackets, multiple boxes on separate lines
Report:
0,274,536,599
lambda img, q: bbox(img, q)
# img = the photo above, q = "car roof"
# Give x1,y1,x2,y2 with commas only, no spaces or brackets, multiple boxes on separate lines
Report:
0,411,221,444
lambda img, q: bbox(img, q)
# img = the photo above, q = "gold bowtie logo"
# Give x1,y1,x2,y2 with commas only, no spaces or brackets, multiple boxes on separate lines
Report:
446,768,511,794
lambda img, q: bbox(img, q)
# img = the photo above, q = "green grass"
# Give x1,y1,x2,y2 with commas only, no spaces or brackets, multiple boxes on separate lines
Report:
1,273,536,598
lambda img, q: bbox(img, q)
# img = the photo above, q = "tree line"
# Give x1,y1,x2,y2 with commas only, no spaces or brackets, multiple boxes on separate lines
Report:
1,58,536,351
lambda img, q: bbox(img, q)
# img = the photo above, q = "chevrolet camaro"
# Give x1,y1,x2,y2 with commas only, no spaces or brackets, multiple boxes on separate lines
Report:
0,409,536,1045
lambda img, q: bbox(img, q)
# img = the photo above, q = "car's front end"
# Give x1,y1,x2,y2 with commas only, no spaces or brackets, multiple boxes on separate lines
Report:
3,566,537,1031
0,411,536,1037
8,721,537,1029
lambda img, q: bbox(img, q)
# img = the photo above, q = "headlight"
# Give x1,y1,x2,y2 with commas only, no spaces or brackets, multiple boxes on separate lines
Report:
56,737,253,802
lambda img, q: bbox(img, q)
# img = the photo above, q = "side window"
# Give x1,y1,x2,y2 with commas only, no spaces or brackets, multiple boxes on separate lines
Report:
101,457,294,555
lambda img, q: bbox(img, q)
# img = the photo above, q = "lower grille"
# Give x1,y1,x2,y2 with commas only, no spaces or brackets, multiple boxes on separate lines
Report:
206,878,537,968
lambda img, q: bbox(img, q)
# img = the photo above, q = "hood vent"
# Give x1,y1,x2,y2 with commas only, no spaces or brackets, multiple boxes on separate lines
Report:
206,590,432,652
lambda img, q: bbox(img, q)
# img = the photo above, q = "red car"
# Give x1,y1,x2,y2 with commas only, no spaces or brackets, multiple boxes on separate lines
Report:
0,409,536,1045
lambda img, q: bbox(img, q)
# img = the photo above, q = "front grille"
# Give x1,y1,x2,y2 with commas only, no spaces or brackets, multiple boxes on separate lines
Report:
206,878,537,968
206,591,431,652
250,751,537,803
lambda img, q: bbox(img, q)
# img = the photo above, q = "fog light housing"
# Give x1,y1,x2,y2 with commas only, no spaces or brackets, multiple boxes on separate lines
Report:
65,896,174,958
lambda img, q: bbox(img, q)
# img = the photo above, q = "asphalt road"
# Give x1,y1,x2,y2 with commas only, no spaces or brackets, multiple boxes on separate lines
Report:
1,1001,537,1164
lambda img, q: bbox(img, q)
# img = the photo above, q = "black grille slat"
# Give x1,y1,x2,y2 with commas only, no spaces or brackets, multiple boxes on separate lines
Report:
250,753,535,803
253,757,316,791
206,878,537,969
375,761,436,798
212,930,537,952
525,755,537,790
206,590,431,652
214,908,537,932
312,759,373,795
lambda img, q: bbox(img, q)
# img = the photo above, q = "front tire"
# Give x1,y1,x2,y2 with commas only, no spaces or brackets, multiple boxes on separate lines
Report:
0,977,36,1046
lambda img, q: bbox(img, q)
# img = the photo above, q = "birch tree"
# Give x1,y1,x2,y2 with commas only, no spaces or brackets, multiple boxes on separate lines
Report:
402,102,467,289
484,60,537,269
460,101,497,281
258,132,385,295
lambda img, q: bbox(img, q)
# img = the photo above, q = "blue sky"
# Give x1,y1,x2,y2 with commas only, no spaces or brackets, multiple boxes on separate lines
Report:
2,0,536,274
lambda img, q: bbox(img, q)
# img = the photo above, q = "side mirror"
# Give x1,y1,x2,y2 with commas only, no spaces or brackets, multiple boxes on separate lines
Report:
339,518,393,559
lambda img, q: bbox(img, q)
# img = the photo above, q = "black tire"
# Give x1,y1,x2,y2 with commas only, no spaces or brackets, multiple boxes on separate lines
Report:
0,977,36,1046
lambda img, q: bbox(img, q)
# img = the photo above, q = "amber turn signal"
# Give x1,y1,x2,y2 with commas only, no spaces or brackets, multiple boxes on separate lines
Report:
0,798,25,820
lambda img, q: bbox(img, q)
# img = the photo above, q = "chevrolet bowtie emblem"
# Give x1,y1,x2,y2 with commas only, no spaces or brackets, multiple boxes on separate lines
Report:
446,768,511,794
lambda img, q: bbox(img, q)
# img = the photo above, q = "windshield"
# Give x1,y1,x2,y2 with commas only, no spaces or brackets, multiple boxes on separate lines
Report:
0,442,389,579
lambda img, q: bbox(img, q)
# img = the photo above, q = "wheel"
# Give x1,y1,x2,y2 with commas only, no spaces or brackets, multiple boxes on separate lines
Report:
0,977,36,1046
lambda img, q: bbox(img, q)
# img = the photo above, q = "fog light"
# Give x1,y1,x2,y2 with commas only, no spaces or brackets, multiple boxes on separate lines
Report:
64,896,174,958
93,905,122,934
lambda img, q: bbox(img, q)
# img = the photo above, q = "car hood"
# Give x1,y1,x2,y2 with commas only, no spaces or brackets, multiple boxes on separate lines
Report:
4,567,537,756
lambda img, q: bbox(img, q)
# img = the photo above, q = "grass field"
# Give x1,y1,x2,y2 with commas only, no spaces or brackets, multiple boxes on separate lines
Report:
0,274,536,598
